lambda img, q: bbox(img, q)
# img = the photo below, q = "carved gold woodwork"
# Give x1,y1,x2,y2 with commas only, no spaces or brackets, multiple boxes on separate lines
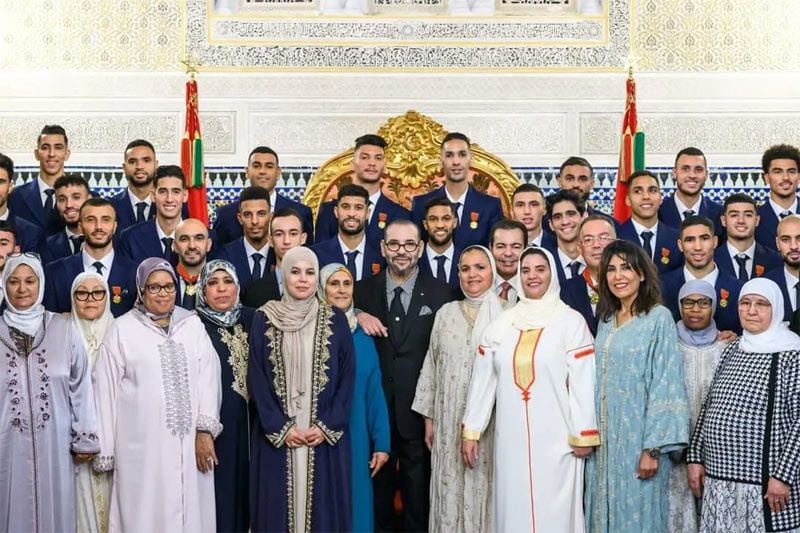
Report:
302,110,520,221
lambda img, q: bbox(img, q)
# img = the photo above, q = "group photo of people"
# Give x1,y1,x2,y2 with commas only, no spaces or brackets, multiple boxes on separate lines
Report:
3,122,800,533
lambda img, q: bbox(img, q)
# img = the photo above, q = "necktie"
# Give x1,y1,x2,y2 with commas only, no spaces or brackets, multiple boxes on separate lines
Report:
345,250,359,281
161,237,173,259
781,210,793,219
92,261,104,275
388,286,406,338
568,261,581,279
498,281,512,302
683,209,695,219
135,202,148,223
69,235,84,254
183,288,196,310
434,255,447,282
640,231,654,259
734,253,749,282
795,281,800,312
251,253,263,280
43,189,55,216
453,201,463,221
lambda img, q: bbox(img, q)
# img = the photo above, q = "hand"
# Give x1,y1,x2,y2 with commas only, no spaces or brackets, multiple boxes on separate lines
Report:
369,452,389,478
765,477,791,514
462,440,479,469
305,426,326,447
285,426,308,449
195,432,218,473
358,312,388,337
716,330,738,343
636,451,659,479
73,452,97,464
571,446,594,458
687,463,706,498
424,418,434,452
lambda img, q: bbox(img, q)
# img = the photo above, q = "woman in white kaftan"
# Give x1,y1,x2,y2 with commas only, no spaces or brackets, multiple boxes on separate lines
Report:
412,245,504,533
93,258,222,533
71,272,114,533
0,255,100,533
461,246,599,533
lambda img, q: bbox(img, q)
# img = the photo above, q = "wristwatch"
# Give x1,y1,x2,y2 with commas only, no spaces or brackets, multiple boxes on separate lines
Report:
645,447,660,459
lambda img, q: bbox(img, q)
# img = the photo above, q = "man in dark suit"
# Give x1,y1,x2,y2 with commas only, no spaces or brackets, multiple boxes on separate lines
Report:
510,183,556,248
489,218,527,307
543,156,609,229
545,189,588,284
659,147,724,236
661,216,742,333
173,218,212,310
9,124,70,235
118,165,187,266
316,134,411,248
617,170,684,273
764,215,800,322
755,144,800,252
212,146,314,246
354,219,454,533
0,221,21,273
417,197,461,289
44,197,137,317
560,214,616,336
110,139,159,231
715,192,782,281
0,153,44,253
40,174,90,265
311,184,384,280
411,132,502,248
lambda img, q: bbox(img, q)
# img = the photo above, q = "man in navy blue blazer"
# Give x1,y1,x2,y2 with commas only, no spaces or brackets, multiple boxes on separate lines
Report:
617,170,683,273
411,132,502,248
0,221,21,272
510,183,556,249
173,218,212,310
661,216,742,333
417,197,461,289
0,153,44,253
763,215,800,322
40,174,91,265
9,124,70,235
212,146,314,246
659,147,724,236
543,157,610,230
110,139,160,231
545,190,588,284
118,165,188,267
44,197,137,317
316,134,410,248
715,192,782,281
755,144,800,252
311,184,384,280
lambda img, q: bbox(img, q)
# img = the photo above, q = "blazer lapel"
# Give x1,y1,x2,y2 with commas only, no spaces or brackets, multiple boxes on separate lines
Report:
394,279,427,348
22,183,46,226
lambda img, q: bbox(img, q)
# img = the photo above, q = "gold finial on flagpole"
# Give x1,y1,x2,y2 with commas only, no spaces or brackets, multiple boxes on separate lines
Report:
180,56,201,80
628,65,634,80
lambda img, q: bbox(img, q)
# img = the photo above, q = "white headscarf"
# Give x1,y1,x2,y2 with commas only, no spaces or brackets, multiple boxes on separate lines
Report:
459,245,505,349
3,255,46,337
70,272,115,360
738,278,800,353
506,246,570,331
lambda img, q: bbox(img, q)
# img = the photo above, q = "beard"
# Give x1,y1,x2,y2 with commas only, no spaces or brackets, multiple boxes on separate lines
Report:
427,230,453,248
180,251,206,267
125,170,155,187
339,219,366,236
786,257,800,269
86,233,113,249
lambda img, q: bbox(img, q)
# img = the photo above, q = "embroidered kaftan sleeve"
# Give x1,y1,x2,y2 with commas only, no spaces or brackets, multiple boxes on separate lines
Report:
92,321,125,472
642,307,691,454
564,318,600,448
773,351,800,485
411,310,443,419
68,322,101,454
315,311,355,446
461,328,498,441
362,333,390,454
195,325,223,438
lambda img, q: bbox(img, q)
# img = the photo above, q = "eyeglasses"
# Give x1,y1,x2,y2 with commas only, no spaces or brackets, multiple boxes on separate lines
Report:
145,283,177,295
680,297,712,310
580,235,614,246
74,289,107,302
384,241,420,252
738,299,771,312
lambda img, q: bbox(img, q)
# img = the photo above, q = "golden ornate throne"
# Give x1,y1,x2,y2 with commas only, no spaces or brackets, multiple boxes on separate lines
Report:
302,111,520,220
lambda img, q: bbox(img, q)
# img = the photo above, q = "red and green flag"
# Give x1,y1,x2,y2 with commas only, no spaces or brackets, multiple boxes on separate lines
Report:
613,69,646,223
180,77,209,226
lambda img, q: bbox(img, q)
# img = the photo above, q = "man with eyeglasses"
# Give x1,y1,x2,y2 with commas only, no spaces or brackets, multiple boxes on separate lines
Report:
44,197,137,317
560,215,616,336
764,215,800,322
354,219,454,533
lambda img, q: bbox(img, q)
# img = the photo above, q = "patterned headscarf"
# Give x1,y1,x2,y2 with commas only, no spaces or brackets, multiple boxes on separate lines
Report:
134,257,177,321
2,254,46,337
196,259,242,328
317,263,357,333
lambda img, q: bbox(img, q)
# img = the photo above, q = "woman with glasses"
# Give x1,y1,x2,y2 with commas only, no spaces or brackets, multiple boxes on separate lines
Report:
688,278,800,532
0,254,100,533
71,272,114,533
584,240,690,533
93,257,222,532
667,280,727,533
195,259,254,533
249,247,355,532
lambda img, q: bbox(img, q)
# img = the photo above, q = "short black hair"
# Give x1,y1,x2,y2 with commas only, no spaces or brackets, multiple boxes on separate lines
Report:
270,207,304,233
545,189,586,218
0,153,13,181
559,156,594,176
79,197,115,219
679,215,715,237
722,192,757,213
354,134,387,151
54,173,90,193
125,139,156,154
674,146,707,167
153,165,186,188
441,132,470,149
38,124,68,146
627,170,660,193
489,218,528,247
597,240,662,322
762,144,800,173
337,184,369,203
0,220,18,242
239,186,270,207
423,197,456,218
512,183,545,201
248,146,280,166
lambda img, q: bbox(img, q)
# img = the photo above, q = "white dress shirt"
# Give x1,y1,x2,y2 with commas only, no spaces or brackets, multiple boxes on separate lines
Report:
338,235,367,280
367,190,382,224
37,177,55,207
128,189,153,220
445,188,468,221
244,238,271,277
82,249,115,281
770,197,798,219
155,221,178,254
726,241,756,279
425,243,455,283
557,248,585,280
631,219,659,258
684,266,719,287
495,275,519,306
528,230,544,247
